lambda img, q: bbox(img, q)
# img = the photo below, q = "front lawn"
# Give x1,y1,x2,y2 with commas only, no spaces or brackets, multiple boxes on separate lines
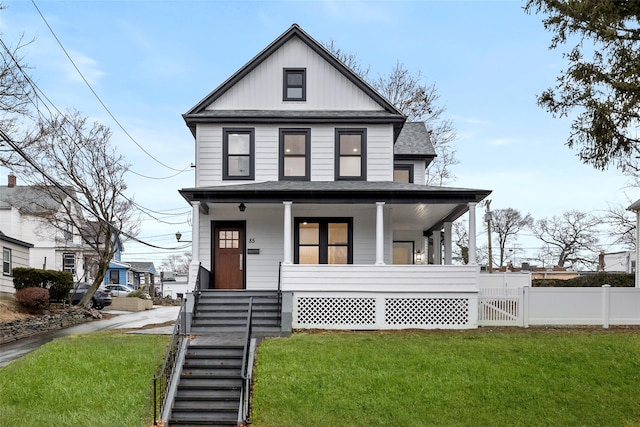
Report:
0,332,168,427
253,329,640,427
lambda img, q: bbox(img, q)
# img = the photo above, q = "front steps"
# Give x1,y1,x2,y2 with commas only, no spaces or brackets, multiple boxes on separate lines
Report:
168,290,282,426
191,290,282,337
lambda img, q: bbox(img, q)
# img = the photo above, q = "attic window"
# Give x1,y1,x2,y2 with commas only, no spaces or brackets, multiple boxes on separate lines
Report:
283,68,306,101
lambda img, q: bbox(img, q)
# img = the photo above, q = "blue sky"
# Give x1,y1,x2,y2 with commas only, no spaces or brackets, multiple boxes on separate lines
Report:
0,0,632,266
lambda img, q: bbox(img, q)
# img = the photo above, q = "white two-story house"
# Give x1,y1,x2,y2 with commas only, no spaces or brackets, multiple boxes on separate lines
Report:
179,24,491,329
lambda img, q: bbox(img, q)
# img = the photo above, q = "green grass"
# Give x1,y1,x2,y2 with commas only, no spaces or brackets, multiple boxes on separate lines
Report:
253,330,640,427
0,332,168,427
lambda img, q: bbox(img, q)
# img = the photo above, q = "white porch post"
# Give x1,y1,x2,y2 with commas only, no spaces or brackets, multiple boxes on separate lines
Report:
376,202,385,265
283,201,293,265
431,230,442,265
443,222,452,265
188,201,201,287
468,202,477,265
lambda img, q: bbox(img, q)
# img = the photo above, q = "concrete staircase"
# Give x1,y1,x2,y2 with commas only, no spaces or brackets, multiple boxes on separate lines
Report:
168,290,281,426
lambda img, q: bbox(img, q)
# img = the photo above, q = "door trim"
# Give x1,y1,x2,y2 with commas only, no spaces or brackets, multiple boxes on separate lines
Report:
211,220,246,289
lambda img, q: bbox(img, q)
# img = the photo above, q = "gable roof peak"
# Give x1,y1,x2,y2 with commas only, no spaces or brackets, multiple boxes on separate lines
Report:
183,23,405,120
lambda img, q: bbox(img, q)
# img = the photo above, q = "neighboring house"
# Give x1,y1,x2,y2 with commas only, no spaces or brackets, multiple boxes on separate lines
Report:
102,239,129,286
178,24,491,328
125,261,157,289
0,230,33,294
0,175,95,283
600,250,636,274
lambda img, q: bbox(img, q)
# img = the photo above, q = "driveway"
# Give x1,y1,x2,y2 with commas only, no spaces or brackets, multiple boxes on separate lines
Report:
0,305,180,368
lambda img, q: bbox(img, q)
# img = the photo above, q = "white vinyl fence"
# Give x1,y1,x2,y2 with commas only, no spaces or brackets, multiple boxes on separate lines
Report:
479,286,640,328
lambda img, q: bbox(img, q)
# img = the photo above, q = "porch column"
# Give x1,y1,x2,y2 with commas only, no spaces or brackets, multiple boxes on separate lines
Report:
431,230,442,265
376,202,385,265
468,202,477,265
636,209,640,287
283,201,293,265
443,221,452,265
188,201,201,287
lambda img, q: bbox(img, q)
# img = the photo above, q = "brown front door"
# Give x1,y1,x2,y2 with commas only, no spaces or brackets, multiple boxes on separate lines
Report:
213,223,245,289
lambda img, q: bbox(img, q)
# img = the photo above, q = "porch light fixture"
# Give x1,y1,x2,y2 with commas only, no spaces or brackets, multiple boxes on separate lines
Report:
175,231,191,243
238,203,246,212
415,250,424,263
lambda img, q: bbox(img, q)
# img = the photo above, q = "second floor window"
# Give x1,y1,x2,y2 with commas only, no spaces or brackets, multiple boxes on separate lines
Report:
394,164,414,183
280,129,310,180
335,129,366,180
223,128,255,180
283,68,306,101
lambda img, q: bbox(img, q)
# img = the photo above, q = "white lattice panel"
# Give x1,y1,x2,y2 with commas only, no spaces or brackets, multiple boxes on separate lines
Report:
385,298,469,326
296,297,376,326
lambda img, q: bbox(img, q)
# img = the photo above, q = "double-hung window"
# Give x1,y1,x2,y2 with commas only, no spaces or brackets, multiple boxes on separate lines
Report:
294,218,353,264
280,129,310,180
2,248,11,276
283,68,306,101
63,253,75,274
223,128,255,180
335,129,366,180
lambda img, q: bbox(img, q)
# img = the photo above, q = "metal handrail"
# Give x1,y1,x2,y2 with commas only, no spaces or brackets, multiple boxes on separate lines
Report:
238,297,254,425
152,298,186,425
277,261,283,325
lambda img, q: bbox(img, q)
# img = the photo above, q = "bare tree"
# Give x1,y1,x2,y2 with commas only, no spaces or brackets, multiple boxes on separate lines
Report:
0,23,44,168
160,252,192,274
490,208,533,267
13,110,139,307
452,220,469,264
601,201,636,250
531,210,601,269
324,42,458,185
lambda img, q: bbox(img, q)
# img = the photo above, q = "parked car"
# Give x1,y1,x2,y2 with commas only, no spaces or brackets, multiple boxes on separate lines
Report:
68,282,112,310
105,284,135,297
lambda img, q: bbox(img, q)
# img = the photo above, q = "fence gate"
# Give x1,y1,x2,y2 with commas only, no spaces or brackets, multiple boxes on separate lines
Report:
478,288,522,326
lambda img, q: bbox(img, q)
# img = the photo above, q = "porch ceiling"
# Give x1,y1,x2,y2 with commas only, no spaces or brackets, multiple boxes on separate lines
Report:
392,203,466,233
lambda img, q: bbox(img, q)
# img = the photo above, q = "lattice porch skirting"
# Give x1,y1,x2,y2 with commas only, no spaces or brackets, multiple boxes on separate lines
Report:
293,292,478,330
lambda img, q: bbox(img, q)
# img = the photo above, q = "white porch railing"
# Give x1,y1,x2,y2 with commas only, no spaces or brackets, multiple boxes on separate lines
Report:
281,264,480,330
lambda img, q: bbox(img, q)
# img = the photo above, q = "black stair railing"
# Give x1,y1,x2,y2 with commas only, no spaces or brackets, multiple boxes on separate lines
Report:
152,298,186,425
238,297,254,425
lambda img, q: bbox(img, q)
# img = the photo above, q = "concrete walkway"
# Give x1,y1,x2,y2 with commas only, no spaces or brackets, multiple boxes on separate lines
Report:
0,305,180,368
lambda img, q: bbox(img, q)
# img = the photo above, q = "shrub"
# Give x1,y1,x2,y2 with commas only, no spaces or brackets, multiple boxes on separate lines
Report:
15,287,50,310
533,272,634,287
12,267,73,302
127,289,151,299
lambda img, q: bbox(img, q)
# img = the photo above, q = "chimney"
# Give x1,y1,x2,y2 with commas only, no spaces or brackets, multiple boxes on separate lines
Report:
7,174,16,188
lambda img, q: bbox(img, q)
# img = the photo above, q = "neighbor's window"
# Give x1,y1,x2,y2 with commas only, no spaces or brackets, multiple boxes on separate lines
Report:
394,164,414,183
283,68,306,101
295,218,353,264
2,248,11,276
335,129,366,180
62,253,75,274
109,270,119,284
223,128,255,180
280,129,310,180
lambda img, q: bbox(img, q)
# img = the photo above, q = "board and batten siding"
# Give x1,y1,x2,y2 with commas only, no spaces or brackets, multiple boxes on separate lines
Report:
206,37,383,112
196,124,395,186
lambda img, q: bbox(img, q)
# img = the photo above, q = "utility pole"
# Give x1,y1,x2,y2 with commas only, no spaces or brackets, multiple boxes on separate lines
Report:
485,200,493,273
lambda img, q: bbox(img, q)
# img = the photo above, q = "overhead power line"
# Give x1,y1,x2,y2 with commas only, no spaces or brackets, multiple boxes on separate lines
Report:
30,0,189,173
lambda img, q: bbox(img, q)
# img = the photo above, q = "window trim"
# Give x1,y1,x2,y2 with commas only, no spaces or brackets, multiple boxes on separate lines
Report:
394,164,414,183
294,217,353,264
2,247,11,276
283,68,306,101
63,253,75,274
222,128,255,180
335,128,367,181
279,128,311,181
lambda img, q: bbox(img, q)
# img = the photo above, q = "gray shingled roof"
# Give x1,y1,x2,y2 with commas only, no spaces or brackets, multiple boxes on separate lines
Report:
0,230,34,248
0,185,73,215
394,122,436,158
180,180,491,205
125,261,156,273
